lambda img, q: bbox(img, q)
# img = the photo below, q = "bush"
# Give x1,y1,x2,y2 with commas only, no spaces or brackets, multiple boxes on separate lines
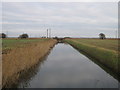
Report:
0,33,7,38
19,34,29,39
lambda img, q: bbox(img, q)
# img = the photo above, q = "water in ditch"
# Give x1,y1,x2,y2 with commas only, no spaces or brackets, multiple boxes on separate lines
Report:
17,43,119,88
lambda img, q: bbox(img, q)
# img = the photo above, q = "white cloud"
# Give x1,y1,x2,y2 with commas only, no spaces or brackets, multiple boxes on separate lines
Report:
1,0,119,2
1,2,118,37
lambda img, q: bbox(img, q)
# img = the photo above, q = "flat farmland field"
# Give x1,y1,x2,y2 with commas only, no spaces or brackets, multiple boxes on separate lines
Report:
70,38,119,52
64,38,119,74
2,38,48,50
2,38,57,87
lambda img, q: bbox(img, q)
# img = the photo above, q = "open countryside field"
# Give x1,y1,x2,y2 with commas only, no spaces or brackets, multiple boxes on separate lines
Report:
1,2,119,88
2,38,120,88
2,38,57,87
72,39,119,52
2,38,48,51
64,38,119,74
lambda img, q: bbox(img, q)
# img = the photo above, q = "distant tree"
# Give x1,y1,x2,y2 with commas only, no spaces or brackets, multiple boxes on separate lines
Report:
19,34,29,39
41,36,46,38
64,37,71,39
0,33,7,38
99,33,106,39
53,36,58,39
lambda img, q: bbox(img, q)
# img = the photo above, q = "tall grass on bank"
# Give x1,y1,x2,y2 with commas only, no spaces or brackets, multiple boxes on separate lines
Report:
2,39,57,88
2,38,48,51
65,39,119,74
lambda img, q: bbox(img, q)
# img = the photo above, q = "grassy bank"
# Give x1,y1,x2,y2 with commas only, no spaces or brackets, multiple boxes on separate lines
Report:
2,38,48,54
2,38,57,88
64,39,119,74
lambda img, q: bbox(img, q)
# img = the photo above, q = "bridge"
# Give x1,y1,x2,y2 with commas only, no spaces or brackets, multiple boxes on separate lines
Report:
54,38,65,43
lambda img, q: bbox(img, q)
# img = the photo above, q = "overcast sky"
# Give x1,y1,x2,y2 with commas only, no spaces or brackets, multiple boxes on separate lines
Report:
1,2,118,38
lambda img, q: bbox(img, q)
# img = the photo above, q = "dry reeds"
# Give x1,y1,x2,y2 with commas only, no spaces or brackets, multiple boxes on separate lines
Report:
2,39,57,87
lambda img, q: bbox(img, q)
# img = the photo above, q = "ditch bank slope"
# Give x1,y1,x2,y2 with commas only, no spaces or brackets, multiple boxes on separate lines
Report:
2,39,57,88
64,39,119,75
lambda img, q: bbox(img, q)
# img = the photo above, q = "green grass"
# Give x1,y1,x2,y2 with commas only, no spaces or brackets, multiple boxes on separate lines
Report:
64,39,119,74
2,38,49,50
74,39,118,52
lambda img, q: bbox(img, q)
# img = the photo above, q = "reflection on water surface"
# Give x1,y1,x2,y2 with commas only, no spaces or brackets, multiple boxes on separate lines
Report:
12,43,119,88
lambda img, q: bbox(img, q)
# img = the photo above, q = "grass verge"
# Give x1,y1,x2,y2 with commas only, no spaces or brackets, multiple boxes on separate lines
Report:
64,39,119,75
2,38,48,53
2,39,57,88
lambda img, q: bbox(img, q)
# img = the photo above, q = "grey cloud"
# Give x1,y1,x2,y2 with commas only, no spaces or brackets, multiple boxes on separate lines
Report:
2,2,118,38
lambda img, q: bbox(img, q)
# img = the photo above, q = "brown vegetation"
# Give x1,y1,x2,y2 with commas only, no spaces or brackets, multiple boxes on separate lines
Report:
2,39,57,88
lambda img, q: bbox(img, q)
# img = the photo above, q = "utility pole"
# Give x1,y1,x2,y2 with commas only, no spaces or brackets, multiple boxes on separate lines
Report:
47,29,48,38
116,30,118,39
49,28,51,38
